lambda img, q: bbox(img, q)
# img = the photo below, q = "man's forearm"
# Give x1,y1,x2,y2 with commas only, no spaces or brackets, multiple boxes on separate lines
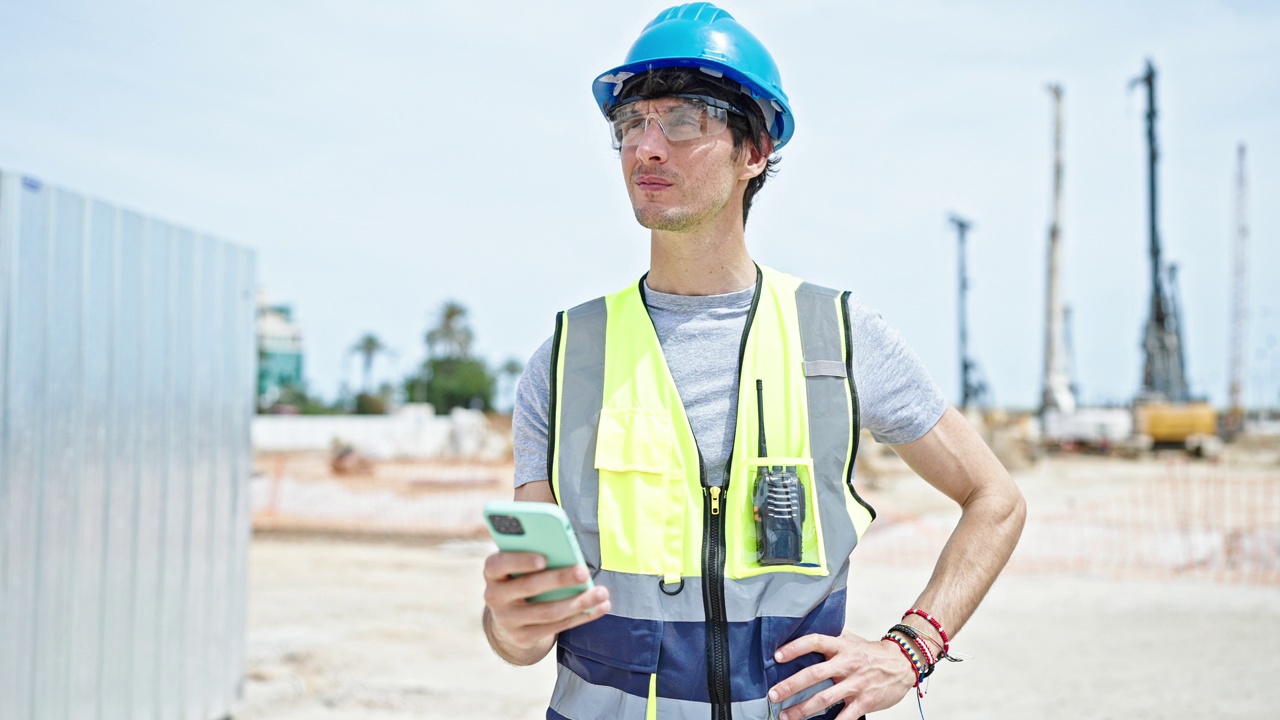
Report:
889,407,1027,644
483,606,557,666
905,482,1025,641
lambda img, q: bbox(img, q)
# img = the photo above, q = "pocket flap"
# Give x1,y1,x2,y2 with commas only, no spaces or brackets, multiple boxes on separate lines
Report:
594,408,675,474
560,614,663,674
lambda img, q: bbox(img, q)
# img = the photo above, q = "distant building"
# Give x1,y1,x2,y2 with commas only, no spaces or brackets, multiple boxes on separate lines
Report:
258,294,305,407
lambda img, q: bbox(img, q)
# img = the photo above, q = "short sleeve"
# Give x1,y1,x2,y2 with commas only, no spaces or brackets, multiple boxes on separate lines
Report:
512,337,554,488
847,296,948,445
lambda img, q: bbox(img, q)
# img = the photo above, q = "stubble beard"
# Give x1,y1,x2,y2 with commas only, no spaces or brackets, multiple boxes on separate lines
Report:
633,204,700,232
629,167,735,233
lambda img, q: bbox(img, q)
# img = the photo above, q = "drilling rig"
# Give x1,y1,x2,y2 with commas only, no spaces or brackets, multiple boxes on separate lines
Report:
1129,59,1217,446
1226,143,1249,439
951,213,988,409
1041,84,1075,415
1039,85,1132,448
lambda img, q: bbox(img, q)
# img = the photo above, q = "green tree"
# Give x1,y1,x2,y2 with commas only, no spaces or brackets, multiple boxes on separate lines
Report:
408,301,499,412
425,300,474,359
354,392,388,415
349,332,390,393
421,356,495,411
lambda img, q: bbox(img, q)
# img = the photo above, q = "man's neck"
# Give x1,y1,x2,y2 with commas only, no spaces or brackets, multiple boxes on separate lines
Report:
645,216,756,296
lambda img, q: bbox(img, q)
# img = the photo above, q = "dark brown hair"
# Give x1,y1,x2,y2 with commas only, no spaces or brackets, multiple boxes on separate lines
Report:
616,68,781,227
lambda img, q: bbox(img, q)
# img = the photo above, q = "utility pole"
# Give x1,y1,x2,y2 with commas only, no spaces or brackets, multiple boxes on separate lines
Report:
1227,143,1249,436
951,213,985,408
1042,83,1075,413
1131,59,1189,403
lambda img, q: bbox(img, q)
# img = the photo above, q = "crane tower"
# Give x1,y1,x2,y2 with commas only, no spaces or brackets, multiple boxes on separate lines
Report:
1132,59,1190,403
1042,84,1075,413
1227,143,1249,435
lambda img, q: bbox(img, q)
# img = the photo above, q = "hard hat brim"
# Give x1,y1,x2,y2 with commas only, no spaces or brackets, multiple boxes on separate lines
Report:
592,58,794,150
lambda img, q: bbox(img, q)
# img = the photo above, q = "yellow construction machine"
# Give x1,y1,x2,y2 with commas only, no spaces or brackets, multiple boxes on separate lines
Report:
1133,401,1216,444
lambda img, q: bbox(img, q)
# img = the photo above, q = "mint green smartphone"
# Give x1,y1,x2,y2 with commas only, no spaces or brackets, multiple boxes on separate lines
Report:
483,501,594,603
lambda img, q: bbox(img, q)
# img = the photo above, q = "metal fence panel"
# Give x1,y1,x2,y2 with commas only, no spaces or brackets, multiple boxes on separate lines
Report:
0,170,255,720
2,174,50,720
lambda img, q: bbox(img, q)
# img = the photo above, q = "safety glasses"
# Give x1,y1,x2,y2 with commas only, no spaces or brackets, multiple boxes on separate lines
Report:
607,94,744,150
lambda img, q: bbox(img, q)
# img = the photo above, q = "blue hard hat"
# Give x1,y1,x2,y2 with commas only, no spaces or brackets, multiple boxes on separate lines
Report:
593,3,795,150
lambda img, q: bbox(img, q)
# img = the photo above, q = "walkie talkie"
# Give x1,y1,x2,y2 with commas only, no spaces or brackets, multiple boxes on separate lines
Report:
752,380,805,565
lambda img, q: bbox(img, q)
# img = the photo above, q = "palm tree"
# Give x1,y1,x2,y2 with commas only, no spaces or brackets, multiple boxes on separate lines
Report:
425,300,474,359
350,333,388,393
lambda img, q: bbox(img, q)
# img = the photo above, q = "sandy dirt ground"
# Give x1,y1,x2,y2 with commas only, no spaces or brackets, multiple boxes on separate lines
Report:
237,452,1280,719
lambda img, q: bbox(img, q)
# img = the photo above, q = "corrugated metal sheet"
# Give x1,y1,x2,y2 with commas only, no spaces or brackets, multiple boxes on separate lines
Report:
0,171,256,720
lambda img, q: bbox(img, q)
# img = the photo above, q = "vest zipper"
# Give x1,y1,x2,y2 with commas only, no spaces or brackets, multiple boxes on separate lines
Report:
704,267,763,720
639,268,762,720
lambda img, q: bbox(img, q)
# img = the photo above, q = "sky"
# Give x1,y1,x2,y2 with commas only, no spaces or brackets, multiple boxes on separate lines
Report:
2,0,1278,410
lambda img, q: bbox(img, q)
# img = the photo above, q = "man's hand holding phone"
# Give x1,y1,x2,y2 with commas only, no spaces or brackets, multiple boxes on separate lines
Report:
481,500,610,666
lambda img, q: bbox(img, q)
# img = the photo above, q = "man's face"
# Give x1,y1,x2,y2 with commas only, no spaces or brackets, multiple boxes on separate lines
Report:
615,96,755,233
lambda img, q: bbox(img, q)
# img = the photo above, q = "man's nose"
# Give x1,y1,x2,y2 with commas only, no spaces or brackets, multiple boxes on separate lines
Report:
633,116,669,163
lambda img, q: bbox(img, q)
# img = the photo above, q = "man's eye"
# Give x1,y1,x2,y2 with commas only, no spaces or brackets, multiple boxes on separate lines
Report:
616,116,646,134
665,110,702,129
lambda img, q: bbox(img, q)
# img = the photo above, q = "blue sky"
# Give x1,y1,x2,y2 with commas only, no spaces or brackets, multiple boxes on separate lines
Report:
2,1,1277,409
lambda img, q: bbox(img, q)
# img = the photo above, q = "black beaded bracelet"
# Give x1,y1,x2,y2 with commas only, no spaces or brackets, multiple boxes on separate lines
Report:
890,624,937,678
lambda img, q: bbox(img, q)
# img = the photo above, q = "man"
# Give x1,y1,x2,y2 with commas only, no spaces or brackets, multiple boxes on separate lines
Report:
482,4,1025,719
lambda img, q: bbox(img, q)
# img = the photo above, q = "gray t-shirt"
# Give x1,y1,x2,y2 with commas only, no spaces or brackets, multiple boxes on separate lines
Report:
513,281,947,488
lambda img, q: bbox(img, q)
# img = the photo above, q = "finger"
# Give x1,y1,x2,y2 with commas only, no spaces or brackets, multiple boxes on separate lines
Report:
534,584,611,622
768,659,838,705
494,581,609,629
488,584,610,648
513,564,593,601
784,684,849,720
515,596,613,643
483,551,547,580
774,632,836,663
487,563,590,608
833,698,868,720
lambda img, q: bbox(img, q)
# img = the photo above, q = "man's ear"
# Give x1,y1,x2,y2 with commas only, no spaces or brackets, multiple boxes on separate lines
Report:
740,135,774,180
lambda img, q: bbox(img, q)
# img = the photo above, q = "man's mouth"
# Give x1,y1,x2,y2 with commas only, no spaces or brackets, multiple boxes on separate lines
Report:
634,174,673,191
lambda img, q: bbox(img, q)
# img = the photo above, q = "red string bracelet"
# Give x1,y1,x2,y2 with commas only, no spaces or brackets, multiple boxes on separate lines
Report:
903,608,960,662
882,633,925,698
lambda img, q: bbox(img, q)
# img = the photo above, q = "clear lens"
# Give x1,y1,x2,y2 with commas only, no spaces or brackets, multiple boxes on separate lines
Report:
608,98,730,150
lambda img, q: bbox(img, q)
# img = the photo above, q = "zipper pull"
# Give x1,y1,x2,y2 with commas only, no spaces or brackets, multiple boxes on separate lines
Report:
709,486,721,515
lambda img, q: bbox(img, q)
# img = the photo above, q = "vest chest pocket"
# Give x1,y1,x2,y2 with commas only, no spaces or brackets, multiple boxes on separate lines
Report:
593,408,690,579
726,457,828,580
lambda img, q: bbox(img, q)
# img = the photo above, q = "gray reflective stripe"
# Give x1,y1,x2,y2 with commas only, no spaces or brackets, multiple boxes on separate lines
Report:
550,662,836,720
802,360,846,378
555,297,608,569
599,566,847,622
596,569,703,621
550,663,651,719
724,564,848,622
795,283,861,568
774,678,838,719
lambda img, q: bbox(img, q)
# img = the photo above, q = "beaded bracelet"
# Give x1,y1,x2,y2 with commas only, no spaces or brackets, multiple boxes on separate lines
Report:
903,608,961,663
882,632,925,697
890,623,935,676
903,609,949,649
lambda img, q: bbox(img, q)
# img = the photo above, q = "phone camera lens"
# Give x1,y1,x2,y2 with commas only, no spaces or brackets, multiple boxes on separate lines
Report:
491,514,525,535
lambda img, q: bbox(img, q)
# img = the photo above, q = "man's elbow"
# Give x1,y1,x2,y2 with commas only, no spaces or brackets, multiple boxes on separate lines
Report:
1000,478,1027,540
969,467,1026,538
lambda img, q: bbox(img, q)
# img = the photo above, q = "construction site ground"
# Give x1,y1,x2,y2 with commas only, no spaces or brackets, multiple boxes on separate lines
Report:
239,445,1280,719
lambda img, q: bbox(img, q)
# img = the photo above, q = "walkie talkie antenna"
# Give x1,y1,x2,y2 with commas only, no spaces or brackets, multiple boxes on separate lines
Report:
756,379,767,457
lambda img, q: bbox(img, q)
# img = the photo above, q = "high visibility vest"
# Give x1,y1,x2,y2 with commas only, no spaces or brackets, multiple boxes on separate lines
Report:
547,266,875,720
